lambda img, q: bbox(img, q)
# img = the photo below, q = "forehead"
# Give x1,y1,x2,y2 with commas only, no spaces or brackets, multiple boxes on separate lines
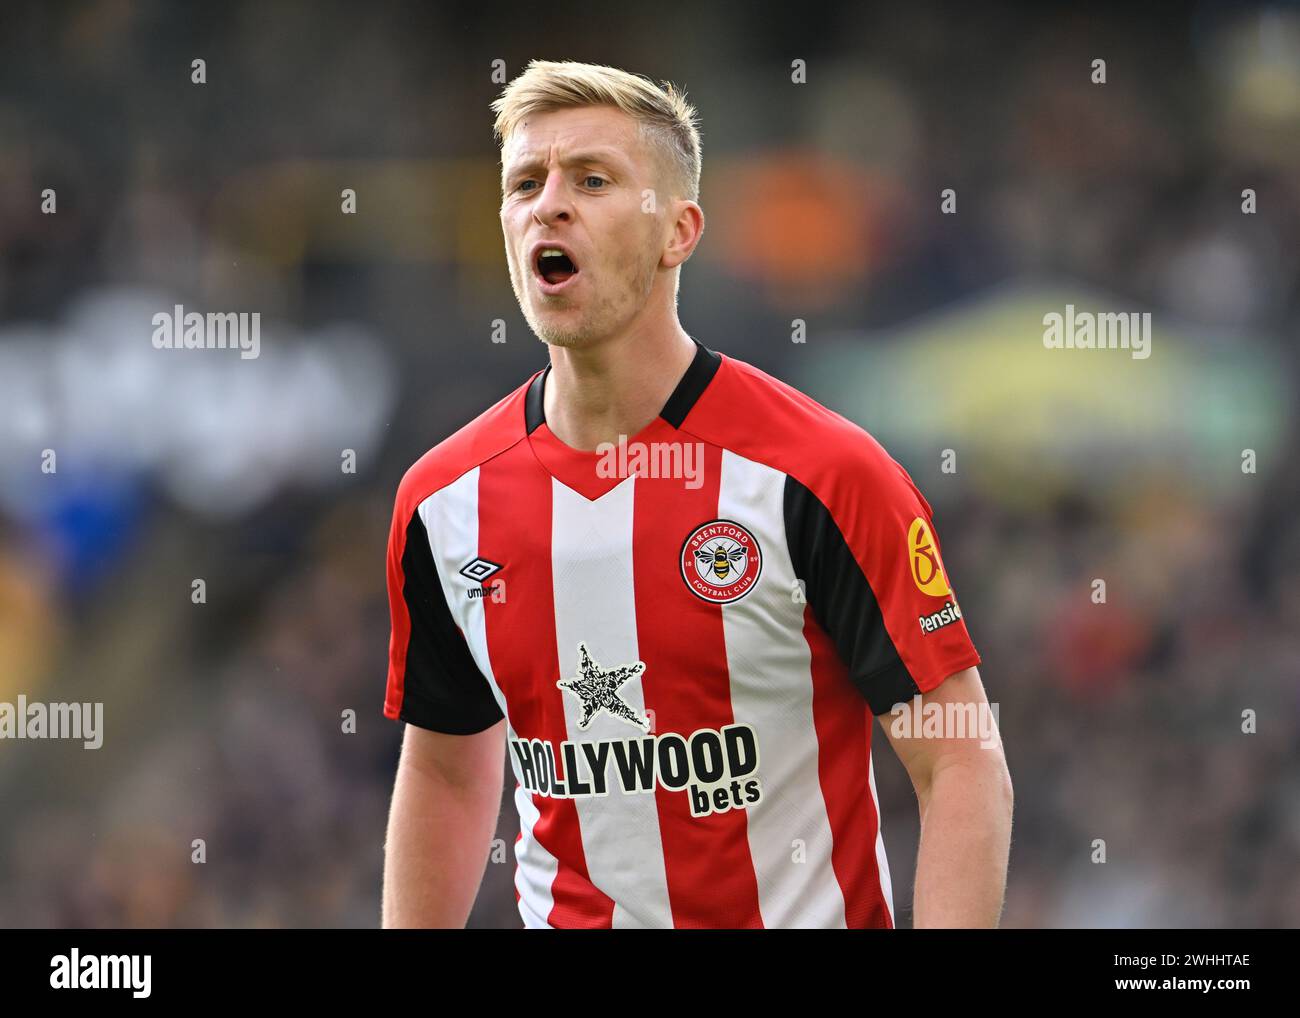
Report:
501,105,646,171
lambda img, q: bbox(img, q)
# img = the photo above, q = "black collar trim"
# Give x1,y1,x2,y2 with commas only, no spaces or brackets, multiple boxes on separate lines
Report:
524,338,721,435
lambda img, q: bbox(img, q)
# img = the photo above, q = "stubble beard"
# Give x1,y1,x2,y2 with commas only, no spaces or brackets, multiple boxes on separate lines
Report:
512,247,659,351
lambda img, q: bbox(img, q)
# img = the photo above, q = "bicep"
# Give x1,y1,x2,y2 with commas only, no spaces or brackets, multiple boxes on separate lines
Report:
878,666,1002,795
400,717,506,792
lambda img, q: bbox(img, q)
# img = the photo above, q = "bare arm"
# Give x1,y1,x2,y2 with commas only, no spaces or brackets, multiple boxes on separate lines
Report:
879,666,1013,928
382,719,506,928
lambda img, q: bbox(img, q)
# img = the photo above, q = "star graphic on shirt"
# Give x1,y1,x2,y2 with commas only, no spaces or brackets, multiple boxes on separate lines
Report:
557,642,651,732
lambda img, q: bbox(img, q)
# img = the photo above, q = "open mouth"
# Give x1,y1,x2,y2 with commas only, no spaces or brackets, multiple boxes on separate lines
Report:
535,247,579,287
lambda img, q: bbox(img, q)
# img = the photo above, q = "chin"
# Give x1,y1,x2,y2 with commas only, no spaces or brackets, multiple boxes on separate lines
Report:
529,313,597,349
536,329,596,349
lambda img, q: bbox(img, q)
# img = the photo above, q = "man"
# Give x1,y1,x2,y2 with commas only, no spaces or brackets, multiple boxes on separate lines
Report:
382,59,1012,929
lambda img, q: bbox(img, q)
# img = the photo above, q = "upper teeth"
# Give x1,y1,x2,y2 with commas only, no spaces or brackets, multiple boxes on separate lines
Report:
540,249,565,258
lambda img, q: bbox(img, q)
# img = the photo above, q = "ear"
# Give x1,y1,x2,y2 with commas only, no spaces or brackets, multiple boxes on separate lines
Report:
661,198,705,270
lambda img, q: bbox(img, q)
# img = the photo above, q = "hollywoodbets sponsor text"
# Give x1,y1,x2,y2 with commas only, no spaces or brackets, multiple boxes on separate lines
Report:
510,722,763,818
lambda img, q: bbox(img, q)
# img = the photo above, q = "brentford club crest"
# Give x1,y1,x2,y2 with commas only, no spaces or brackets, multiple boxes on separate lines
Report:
680,519,762,604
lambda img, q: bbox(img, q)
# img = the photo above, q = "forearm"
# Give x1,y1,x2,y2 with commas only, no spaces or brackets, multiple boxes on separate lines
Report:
911,753,1013,928
382,760,500,928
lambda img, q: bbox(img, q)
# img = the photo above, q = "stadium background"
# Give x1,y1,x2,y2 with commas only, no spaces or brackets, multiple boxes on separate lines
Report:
1,1,1297,927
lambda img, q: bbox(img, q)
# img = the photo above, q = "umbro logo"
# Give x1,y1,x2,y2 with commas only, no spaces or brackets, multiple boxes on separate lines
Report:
460,557,505,602
459,558,502,583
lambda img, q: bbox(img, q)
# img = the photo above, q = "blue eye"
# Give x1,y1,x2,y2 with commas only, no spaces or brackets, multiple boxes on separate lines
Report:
584,175,606,188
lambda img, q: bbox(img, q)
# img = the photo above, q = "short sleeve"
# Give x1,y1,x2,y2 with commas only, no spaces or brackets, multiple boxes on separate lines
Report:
384,490,505,735
784,442,981,715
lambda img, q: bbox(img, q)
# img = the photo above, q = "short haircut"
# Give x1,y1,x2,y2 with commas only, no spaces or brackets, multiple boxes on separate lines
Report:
491,59,702,202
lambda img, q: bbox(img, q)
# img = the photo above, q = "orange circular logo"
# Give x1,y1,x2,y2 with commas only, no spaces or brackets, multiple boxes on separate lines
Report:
907,517,952,597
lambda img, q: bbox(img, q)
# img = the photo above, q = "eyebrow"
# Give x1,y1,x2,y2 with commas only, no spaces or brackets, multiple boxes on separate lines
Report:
502,148,628,183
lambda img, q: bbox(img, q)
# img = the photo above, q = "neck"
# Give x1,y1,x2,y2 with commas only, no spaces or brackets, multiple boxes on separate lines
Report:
543,319,698,452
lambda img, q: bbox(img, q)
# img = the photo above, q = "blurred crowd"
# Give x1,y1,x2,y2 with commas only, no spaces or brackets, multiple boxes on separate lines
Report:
0,0,1297,928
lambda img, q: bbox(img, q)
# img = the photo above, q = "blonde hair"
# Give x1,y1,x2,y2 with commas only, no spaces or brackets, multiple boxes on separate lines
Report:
491,59,702,202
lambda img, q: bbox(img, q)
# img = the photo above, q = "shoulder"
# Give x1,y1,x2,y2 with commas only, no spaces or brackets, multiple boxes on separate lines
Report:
685,352,927,516
392,370,537,520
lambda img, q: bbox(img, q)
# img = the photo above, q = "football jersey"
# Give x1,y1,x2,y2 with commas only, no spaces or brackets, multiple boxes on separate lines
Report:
383,338,982,928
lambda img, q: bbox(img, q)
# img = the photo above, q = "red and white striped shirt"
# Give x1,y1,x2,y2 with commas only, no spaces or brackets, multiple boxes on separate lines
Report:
384,339,981,928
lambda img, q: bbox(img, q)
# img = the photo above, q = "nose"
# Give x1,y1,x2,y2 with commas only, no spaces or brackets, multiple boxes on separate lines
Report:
531,168,573,228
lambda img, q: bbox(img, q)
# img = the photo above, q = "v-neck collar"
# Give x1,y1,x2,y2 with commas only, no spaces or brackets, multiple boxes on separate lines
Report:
524,338,722,500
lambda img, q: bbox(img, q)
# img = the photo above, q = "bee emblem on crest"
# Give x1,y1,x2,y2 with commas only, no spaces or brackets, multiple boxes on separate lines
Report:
680,520,762,604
